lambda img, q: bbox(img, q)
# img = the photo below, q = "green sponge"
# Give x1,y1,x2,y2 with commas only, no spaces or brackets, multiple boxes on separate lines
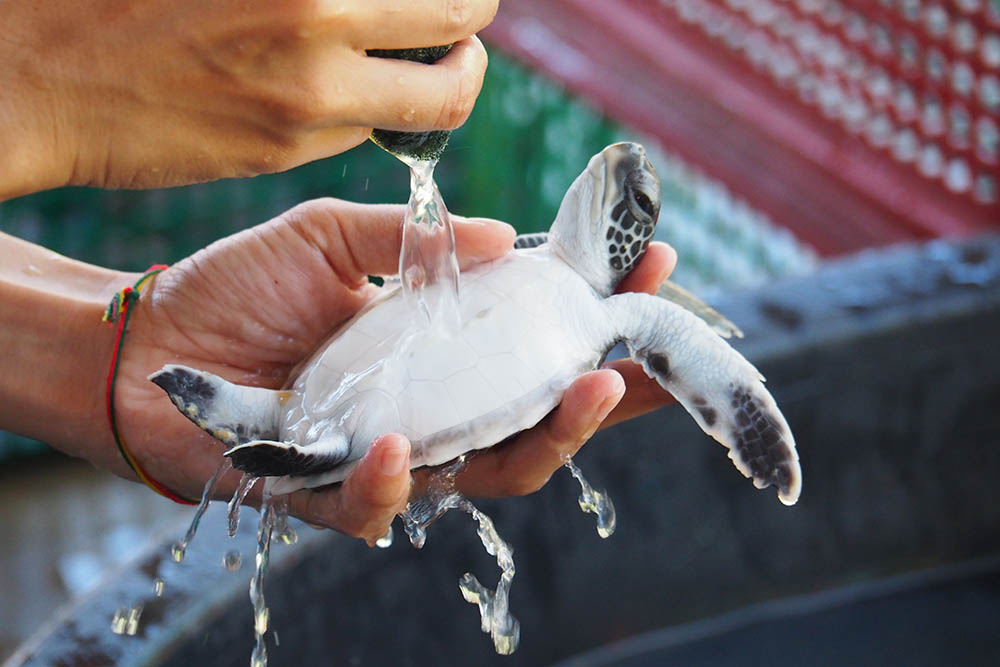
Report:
367,45,453,162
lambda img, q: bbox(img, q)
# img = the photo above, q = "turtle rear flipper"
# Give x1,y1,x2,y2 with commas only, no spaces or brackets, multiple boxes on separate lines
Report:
149,364,282,448
607,293,801,506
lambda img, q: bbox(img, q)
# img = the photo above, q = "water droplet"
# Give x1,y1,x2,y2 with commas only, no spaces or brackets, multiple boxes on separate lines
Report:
375,526,394,549
170,541,186,563
270,495,298,545
110,603,143,636
153,578,165,597
564,457,617,539
110,608,128,634
223,550,243,571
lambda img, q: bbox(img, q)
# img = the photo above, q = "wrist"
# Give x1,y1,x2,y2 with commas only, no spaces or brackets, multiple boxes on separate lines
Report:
0,235,137,475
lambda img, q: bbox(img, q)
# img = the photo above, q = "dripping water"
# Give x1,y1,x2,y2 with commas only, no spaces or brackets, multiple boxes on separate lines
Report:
399,458,519,654
228,474,259,538
375,526,394,549
270,493,298,546
457,499,520,655
400,456,466,549
171,459,233,563
249,482,276,667
563,455,616,539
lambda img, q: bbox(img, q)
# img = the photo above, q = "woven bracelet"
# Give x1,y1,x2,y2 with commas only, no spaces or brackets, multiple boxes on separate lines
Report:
103,265,198,505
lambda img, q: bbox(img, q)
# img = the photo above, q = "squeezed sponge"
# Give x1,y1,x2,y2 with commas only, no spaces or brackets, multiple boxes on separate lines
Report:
367,45,453,162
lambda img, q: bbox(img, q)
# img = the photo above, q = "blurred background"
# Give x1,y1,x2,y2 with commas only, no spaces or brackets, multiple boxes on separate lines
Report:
2,0,998,664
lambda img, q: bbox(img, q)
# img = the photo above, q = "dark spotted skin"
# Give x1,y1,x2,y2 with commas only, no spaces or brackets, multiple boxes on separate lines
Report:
513,233,549,250
607,200,655,281
151,366,216,405
730,386,795,495
648,353,671,379
226,442,344,478
150,367,275,447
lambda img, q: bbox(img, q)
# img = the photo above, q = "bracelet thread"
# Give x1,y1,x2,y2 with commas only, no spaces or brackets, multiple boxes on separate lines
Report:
104,265,198,505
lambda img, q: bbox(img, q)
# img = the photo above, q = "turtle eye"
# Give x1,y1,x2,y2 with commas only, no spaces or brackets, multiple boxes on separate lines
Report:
633,191,655,218
626,186,657,223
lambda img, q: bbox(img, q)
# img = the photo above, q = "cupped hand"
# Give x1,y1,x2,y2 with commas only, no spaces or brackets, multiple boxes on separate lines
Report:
0,0,497,198
117,199,675,544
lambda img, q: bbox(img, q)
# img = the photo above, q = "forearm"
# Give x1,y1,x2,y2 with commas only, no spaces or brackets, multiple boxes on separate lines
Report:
0,232,136,475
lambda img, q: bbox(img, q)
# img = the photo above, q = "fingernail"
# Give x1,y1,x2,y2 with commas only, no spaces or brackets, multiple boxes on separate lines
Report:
467,217,516,235
378,437,409,477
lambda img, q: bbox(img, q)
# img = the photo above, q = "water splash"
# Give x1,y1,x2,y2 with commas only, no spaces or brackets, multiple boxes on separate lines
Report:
397,457,519,654
228,474,259,538
172,459,233,563
398,157,461,334
457,500,520,655
563,456,616,539
400,456,466,548
249,482,276,667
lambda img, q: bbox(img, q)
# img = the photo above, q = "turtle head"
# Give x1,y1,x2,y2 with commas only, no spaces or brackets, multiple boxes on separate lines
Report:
548,142,660,296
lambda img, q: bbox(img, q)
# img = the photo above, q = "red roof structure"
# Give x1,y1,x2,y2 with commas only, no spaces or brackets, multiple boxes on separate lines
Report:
484,0,999,256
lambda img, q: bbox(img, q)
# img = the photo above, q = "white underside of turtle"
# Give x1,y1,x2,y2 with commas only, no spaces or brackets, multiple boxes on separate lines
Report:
151,143,801,505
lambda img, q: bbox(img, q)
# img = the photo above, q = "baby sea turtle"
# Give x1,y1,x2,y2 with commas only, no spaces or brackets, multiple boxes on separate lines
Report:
150,143,801,504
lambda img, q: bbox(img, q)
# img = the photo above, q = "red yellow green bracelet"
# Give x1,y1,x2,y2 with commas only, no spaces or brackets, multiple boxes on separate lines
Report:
103,265,198,505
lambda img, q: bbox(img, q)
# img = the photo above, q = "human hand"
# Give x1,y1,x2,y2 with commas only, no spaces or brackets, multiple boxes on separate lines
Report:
0,0,497,198
109,200,675,544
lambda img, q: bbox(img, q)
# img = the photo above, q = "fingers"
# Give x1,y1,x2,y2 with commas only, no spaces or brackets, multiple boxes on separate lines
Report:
454,369,625,498
294,434,412,545
339,37,488,131
615,242,676,295
349,0,499,50
284,199,515,282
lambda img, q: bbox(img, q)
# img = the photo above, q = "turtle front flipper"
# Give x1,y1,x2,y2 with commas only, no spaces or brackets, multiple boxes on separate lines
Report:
606,293,801,506
149,364,282,448
224,436,348,478
654,280,744,339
